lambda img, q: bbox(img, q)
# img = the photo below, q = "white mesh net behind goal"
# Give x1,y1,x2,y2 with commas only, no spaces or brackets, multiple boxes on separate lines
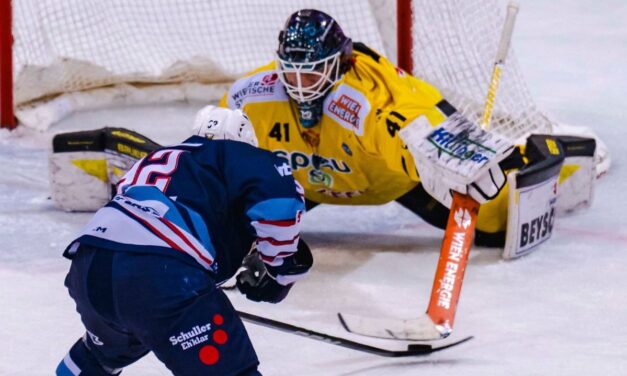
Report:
10,0,610,175
10,0,551,140
409,0,553,143
12,0,387,130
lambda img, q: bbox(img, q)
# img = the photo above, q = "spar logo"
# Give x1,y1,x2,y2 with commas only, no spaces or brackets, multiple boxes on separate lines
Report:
273,150,351,173
428,127,494,164
169,314,229,367
454,208,472,229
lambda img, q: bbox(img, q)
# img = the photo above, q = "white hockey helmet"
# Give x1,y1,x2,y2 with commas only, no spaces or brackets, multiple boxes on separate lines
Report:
192,105,258,147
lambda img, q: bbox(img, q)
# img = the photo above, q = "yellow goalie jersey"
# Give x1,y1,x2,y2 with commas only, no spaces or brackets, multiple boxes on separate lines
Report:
219,46,449,206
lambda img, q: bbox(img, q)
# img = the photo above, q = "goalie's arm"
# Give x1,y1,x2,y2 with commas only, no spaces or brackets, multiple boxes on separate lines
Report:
369,98,452,183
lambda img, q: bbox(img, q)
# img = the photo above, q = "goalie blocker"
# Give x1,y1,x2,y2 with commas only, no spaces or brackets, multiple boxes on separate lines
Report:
49,128,160,211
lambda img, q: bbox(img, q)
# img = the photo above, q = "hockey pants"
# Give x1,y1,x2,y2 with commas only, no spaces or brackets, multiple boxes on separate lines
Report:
57,245,261,375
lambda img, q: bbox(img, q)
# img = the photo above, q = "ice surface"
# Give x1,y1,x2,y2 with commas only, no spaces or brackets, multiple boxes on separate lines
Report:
1,1,626,375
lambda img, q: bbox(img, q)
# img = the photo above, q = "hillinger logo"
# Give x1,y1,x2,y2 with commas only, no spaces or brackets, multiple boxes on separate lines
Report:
428,127,494,164
454,208,472,229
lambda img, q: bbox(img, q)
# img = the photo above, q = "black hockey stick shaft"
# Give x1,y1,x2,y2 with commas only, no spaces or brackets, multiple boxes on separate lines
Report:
237,310,472,357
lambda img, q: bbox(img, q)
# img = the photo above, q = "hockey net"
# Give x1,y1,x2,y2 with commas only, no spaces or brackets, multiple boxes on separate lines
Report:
2,0,610,174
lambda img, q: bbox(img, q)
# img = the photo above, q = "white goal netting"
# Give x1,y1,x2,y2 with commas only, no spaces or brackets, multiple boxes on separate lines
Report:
8,0,610,174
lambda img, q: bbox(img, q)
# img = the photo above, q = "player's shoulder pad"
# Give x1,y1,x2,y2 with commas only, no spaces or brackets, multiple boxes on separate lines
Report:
225,62,289,110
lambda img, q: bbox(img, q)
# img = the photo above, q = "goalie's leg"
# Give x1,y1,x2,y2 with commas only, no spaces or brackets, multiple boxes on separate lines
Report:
396,182,511,247
395,183,449,229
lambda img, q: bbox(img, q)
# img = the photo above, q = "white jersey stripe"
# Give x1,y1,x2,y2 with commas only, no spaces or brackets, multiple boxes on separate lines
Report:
256,241,297,259
118,203,214,269
251,220,300,241
76,207,171,249
74,194,216,271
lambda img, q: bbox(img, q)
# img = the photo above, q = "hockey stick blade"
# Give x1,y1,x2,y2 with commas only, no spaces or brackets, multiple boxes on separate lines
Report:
238,310,472,357
337,194,480,342
338,312,449,341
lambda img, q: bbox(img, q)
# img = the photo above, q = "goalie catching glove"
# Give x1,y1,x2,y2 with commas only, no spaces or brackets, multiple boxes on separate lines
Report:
237,238,313,303
400,112,514,208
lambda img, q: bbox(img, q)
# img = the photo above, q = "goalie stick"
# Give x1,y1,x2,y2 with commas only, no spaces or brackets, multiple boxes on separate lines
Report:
237,310,473,357
338,1,520,341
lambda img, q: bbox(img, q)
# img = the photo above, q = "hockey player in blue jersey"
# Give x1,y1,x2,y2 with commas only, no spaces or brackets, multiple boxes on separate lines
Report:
56,106,311,376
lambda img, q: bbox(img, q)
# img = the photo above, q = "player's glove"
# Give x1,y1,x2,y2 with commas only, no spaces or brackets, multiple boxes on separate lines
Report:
236,239,313,304
236,252,292,303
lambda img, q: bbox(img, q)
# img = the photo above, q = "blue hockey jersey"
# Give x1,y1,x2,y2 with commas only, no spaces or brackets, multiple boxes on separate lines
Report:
64,137,306,284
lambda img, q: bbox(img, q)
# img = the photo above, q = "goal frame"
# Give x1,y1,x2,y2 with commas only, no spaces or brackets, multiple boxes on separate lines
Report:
0,0,412,130
0,0,15,129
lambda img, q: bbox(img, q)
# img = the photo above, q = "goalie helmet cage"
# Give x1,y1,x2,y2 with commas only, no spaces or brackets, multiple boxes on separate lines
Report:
0,0,606,163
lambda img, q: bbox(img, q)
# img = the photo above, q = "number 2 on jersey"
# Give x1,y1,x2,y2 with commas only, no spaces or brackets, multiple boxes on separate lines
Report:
117,149,186,193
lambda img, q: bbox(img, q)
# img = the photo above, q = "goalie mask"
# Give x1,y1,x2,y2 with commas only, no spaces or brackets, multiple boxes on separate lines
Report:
192,105,258,147
277,9,353,127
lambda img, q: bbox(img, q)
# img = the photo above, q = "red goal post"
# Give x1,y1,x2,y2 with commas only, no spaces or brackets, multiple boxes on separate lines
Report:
0,0,612,175
0,0,15,129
